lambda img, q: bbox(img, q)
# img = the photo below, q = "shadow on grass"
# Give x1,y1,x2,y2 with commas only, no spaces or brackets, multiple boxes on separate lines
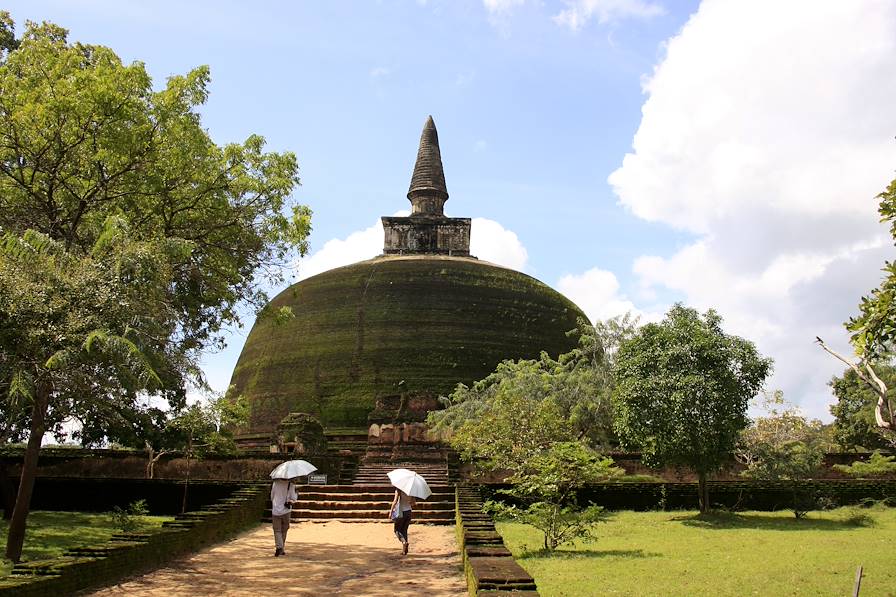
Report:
518,547,659,560
671,511,872,531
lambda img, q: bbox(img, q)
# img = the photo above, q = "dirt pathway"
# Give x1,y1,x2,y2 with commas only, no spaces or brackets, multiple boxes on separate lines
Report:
89,521,468,596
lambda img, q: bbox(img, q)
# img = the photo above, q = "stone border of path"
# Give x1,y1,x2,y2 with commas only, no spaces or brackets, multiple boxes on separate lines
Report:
0,482,269,596
455,484,539,596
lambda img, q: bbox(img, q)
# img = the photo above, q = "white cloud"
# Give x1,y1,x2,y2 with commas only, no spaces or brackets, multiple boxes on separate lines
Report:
553,0,664,30
607,0,896,419
557,267,661,324
369,66,391,79
296,215,529,280
482,0,525,15
471,218,529,271
296,214,403,281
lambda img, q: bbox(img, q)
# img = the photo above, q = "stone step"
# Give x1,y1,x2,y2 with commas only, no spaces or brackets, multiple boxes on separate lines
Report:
298,489,454,504
296,484,452,492
264,517,453,525
289,501,455,511
262,511,455,523
351,478,449,485
290,509,455,521
354,466,449,473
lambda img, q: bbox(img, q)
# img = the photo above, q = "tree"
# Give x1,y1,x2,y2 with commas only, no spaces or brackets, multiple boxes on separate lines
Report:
428,314,639,450
829,365,896,451
613,304,772,513
486,441,621,551
0,18,310,562
817,172,896,439
737,392,828,518
434,384,621,551
1,225,174,559
426,325,630,550
169,395,248,513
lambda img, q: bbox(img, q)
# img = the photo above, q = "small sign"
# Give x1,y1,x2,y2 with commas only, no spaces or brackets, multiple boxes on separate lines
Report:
307,473,328,485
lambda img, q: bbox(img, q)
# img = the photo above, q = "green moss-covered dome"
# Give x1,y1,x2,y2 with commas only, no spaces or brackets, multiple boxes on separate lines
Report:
230,254,587,432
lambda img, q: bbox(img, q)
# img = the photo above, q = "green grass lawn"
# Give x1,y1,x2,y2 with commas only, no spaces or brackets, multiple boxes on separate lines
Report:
0,510,172,576
497,506,896,597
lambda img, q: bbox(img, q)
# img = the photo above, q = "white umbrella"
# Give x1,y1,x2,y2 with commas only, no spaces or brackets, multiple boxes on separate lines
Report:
270,459,317,479
387,468,432,500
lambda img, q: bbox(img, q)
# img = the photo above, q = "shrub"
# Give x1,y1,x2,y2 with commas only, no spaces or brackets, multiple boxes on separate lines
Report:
833,450,896,478
110,499,149,532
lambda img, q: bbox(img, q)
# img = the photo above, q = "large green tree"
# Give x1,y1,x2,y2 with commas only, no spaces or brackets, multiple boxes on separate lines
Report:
613,304,772,513
0,16,310,562
817,171,896,439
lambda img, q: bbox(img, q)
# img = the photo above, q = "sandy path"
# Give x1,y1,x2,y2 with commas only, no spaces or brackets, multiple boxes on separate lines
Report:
89,521,468,596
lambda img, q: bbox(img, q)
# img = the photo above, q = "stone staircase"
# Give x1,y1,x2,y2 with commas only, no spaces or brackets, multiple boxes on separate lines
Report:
324,429,368,457
351,461,450,485
264,461,456,524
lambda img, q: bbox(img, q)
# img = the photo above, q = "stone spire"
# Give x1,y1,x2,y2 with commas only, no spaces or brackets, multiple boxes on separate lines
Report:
407,115,448,216
381,116,471,257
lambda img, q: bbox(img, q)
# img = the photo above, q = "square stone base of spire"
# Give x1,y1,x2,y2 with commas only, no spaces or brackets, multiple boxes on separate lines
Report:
382,215,472,256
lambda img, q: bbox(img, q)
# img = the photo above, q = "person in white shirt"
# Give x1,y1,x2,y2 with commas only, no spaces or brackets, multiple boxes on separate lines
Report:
388,489,416,555
270,478,298,557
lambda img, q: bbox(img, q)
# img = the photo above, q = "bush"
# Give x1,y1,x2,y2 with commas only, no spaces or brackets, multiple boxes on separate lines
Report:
110,499,149,532
833,450,896,477
840,506,876,527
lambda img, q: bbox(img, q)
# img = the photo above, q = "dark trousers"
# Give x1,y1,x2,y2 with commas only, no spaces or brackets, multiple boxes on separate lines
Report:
393,510,412,543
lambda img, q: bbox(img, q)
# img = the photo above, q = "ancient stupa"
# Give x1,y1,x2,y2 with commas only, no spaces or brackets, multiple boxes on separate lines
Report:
230,116,587,441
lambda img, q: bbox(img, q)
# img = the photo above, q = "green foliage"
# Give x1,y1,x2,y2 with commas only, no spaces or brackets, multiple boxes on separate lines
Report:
829,365,896,450
487,442,621,551
0,15,311,443
838,172,896,436
170,394,249,457
833,450,896,478
847,175,896,359
427,317,633,551
433,362,577,471
109,499,149,532
613,304,772,512
429,314,639,452
737,392,827,518
0,225,177,442
488,501,609,552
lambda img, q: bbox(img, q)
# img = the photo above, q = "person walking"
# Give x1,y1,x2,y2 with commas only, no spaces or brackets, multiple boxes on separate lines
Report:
389,488,415,555
271,477,297,557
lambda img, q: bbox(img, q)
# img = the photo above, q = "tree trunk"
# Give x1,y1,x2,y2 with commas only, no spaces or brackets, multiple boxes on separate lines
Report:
5,383,49,563
180,436,192,514
697,471,710,513
145,443,154,479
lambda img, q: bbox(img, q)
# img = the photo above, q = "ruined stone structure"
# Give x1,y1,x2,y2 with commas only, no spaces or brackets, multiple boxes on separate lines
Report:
230,116,588,443
382,116,471,256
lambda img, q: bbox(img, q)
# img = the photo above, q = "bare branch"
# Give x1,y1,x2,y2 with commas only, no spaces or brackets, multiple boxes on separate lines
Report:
816,336,893,430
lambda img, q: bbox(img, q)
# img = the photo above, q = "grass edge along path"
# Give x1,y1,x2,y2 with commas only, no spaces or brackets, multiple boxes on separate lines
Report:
497,506,896,597
0,511,172,577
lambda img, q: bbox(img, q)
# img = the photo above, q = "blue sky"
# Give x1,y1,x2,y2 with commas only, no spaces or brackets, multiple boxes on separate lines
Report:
9,1,896,420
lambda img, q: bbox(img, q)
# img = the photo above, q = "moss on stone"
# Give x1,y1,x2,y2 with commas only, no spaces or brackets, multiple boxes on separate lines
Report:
230,255,587,432
274,413,327,456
